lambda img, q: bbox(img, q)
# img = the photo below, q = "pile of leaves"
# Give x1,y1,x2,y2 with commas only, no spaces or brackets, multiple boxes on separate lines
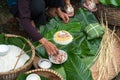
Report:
30,8,102,80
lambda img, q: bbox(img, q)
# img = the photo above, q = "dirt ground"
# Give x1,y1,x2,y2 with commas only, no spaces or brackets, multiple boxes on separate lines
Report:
0,0,120,80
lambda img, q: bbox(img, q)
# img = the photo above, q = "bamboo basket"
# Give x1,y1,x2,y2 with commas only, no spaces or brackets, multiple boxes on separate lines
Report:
0,34,35,80
97,4,120,26
33,56,42,69
90,30,120,80
32,56,64,80
26,69,64,80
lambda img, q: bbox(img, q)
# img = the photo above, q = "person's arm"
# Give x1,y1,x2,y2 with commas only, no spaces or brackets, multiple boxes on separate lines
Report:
18,0,42,41
18,0,58,55
65,0,71,5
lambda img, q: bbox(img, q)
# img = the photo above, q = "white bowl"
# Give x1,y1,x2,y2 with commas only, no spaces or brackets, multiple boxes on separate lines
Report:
0,44,9,56
26,73,41,80
49,50,68,64
38,59,52,69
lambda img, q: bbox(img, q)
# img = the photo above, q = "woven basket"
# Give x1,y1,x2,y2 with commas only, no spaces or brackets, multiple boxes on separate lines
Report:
97,4,120,26
0,34,35,80
33,56,42,69
90,30,120,80
32,56,64,80
26,69,64,80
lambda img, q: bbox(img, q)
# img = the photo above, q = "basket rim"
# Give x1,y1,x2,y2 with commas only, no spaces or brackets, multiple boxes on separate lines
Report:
90,29,120,80
26,69,64,80
0,34,35,75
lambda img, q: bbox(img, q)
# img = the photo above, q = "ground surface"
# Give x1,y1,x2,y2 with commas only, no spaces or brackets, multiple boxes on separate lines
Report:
0,0,120,80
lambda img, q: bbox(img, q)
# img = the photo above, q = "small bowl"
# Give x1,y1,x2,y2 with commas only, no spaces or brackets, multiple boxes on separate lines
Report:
38,59,52,69
26,73,41,80
0,44,9,56
49,50,68,64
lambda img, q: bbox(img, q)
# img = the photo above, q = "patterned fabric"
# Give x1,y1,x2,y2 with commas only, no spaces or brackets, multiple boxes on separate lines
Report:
84,23,104,40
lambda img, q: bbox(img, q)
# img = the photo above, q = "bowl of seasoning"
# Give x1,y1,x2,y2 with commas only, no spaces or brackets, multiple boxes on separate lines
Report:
38,59,52,69
0,44,9,56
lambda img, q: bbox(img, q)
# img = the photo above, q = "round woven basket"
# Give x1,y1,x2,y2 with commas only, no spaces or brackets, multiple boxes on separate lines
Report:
90,30,120,80
26,69,64,80
0,34,35,80
97,4,120,26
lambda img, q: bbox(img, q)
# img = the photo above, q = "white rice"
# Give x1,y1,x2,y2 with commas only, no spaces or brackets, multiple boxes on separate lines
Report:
0,45,30,72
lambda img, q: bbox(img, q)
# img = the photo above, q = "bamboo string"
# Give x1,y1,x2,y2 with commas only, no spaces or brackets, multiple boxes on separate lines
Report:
13,44,26,70
96,23,118,80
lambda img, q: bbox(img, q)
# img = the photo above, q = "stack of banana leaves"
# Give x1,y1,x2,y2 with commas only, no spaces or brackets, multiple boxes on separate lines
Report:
17,8,103,80
33,8,103,80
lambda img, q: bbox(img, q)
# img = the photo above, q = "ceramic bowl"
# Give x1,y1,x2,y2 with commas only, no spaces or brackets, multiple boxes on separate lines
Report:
26,73,41,80
49,50,68,64
38,59,52,69
0,44,9,56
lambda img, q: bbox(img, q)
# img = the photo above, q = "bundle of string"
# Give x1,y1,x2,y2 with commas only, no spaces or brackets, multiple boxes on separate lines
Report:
95,18,118,80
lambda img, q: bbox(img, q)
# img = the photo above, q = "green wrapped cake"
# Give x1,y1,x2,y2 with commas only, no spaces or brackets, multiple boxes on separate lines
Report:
84,23,105,40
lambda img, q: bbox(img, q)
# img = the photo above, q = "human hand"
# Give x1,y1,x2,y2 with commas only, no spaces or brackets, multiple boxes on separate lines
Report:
65,4,74,17
56,8,69,23
39,38,59,56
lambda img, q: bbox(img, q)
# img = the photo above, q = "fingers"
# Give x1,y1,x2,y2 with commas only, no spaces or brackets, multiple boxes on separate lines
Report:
39,38,59,56
42,40,59,56
65,14,69,23
48,44,58,55
62,13,69,23
57,10,69,23
50,43,59,55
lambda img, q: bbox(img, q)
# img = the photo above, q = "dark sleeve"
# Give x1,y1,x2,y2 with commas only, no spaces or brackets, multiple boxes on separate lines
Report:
47,0,65,8
18,0,43,41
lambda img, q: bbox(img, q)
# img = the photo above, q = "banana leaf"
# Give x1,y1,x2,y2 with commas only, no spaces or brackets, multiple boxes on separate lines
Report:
100,0,120,7
0,34,6,44
33,8,101,80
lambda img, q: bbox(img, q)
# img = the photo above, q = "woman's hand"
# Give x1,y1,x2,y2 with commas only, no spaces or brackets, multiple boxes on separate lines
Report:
56,8,69,23
65,4,74,17
39,38,59,56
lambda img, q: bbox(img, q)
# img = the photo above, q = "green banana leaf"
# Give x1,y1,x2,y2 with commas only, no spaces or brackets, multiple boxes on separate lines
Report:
100,0,120,7
0,34,6,44
0,8,101,80
34,8,102,80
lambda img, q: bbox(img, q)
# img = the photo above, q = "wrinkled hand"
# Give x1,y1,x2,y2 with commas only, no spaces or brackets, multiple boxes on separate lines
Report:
39,38,59,56
56,8,69,23
65,4,74,17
